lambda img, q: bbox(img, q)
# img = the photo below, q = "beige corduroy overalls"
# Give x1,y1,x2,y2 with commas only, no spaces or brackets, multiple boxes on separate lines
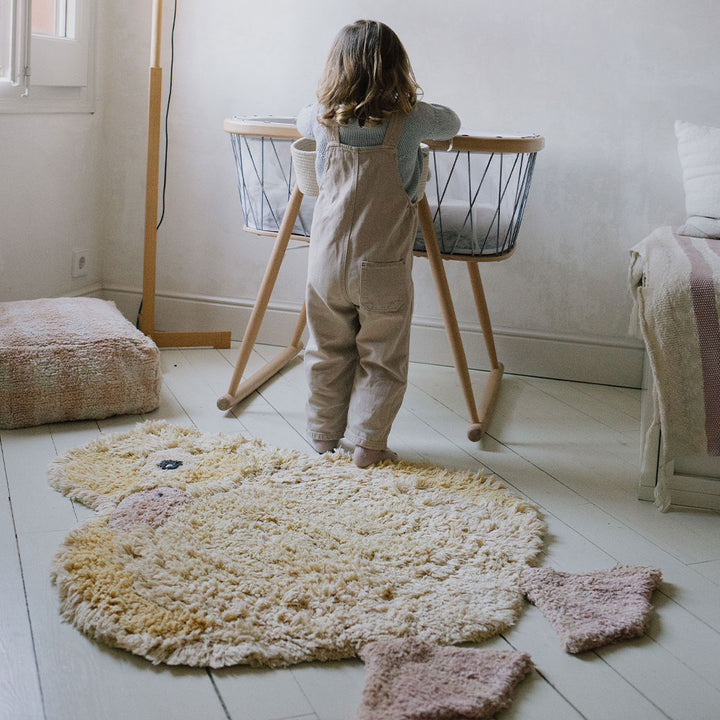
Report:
305,112,418,451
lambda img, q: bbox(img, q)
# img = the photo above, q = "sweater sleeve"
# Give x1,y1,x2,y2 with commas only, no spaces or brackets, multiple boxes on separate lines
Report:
416,102,461,141
296,103,317,139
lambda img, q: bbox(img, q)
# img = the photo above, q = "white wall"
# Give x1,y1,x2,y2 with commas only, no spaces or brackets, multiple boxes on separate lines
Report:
0,112,103,298
4,0,720,386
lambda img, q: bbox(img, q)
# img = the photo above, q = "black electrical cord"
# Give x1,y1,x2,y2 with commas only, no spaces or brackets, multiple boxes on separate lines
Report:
156,0,177,231
137,0,178,328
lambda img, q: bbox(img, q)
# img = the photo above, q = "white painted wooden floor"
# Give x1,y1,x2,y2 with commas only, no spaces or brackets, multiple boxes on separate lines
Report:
2,344,720,720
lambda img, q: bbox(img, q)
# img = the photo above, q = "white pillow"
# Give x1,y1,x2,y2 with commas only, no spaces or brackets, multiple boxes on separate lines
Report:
675,120,720,238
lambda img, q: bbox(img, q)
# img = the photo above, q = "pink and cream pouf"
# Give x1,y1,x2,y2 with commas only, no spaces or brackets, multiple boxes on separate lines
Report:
0,297,161,429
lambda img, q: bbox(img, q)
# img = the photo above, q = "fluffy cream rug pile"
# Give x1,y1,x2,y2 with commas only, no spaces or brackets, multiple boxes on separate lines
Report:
357,638,533,720
49,421,544,668
521,565,662,653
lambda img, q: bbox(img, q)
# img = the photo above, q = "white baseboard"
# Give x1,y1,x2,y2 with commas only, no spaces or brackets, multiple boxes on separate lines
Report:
102,285,644,388
64,282,105,298
410,318,643,387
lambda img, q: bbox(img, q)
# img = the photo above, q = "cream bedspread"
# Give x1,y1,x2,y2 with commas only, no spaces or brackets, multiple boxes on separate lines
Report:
630,226,720,509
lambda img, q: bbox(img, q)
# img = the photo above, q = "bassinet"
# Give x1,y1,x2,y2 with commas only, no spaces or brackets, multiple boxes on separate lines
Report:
221,116,544,440
227,117,542,258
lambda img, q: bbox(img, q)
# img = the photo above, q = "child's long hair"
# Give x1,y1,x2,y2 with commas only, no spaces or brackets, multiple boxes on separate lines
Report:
317,20,420,128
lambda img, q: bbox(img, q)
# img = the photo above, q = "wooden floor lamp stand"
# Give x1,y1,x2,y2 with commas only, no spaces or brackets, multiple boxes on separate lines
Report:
138,0,231,350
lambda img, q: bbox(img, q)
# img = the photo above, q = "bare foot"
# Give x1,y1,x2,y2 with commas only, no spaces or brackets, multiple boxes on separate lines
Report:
309,438,339,454
353,446,399,468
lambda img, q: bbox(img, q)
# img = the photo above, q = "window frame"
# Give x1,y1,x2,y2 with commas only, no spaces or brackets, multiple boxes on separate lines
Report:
0,0,95,113
0,0,31,95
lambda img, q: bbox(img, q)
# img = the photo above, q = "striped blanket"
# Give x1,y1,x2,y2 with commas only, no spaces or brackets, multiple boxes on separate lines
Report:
630,226,720,509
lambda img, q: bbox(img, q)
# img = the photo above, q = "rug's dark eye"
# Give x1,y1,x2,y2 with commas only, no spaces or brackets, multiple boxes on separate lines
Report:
157,459,183,470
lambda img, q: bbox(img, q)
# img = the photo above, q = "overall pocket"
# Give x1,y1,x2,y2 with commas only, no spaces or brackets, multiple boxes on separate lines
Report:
360,259,410,313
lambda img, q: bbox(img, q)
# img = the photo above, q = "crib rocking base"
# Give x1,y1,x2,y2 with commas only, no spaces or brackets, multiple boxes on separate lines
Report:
218,188,507,441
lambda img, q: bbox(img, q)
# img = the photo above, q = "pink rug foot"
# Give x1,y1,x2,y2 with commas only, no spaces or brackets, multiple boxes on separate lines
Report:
521,565,662,653
357,637,532,720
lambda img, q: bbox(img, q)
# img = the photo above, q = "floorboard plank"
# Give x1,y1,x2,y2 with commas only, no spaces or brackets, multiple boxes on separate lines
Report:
0,442,45,720
210,665,316,720
503,607,671,720
290,660,367,720
596,635,720,720
522,375,642,433
155,349,248,436
403,373,589,513
4,346,718,719
19,530,229,720
185,346,310,451
2,426,76,533
555,502,720,631
411,363,720,564
689,559,720,585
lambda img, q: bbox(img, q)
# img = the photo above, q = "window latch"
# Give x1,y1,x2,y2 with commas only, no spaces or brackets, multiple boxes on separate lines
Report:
22,65,30,97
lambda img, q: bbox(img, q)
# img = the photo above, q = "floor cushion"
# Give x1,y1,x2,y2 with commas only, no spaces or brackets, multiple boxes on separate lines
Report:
0,297,161,429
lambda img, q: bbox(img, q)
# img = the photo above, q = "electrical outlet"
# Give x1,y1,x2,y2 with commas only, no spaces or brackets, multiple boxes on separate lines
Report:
71,249,90,278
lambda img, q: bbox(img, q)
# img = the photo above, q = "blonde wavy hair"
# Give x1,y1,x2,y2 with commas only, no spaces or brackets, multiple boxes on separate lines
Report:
317,20,420,128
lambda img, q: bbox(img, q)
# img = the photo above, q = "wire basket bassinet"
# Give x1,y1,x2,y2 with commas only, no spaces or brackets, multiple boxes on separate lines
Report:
417,136,539,257
227,117,316,240
224,116,543,258
220,116,544,440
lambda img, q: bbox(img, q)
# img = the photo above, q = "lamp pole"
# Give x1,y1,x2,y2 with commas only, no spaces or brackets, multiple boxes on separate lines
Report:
138,0,231,349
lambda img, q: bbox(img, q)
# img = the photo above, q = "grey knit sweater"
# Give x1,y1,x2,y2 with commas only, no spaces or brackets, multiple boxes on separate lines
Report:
296,101,460,201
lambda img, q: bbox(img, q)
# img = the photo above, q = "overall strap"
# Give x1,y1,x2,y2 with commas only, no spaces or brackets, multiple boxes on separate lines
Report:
382,112,406,148
327,120,340,143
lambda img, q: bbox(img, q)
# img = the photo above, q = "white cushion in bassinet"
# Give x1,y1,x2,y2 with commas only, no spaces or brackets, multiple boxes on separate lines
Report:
675,120,720,239
414,200,513,256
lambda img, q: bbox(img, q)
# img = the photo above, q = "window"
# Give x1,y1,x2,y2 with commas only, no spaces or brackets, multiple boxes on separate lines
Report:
32,0,68,37
0,0,30,94
0,0,95,111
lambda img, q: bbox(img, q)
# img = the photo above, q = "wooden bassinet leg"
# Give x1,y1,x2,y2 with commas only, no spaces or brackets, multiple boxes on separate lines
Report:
220,304,307,409
217,186,306,411
417,196,485,440
467,262,504,440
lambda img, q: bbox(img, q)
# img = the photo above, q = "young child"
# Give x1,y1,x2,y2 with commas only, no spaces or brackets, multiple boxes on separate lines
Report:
297,19,460,468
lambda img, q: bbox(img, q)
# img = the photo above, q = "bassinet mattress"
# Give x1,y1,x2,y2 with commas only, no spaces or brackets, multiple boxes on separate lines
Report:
413,200,513,256
243,193,511,255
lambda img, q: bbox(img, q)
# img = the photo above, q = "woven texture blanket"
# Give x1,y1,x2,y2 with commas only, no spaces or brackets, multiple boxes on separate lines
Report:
629,226,720,508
